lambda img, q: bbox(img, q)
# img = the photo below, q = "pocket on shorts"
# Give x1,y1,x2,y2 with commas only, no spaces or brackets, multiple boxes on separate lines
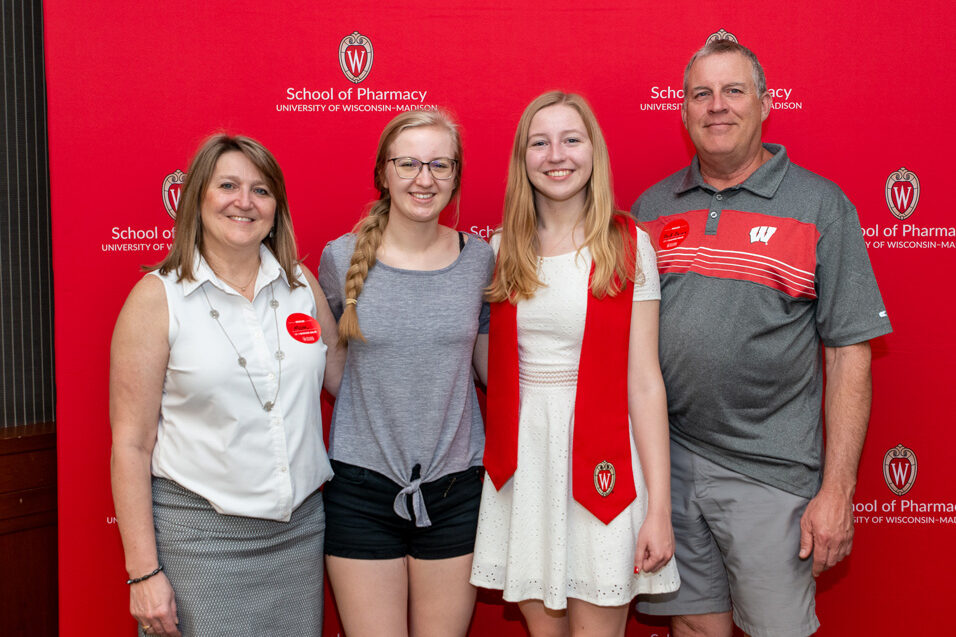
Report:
435,466,484,499
329,460,368,486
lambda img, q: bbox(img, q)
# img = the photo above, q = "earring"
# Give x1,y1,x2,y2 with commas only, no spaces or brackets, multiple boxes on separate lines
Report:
269,226,275,239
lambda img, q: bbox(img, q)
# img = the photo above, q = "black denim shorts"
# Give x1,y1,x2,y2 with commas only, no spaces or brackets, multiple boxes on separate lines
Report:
323,460,483,560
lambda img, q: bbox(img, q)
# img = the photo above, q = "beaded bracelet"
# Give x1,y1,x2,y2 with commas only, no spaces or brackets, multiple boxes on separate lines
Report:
127,565,164,585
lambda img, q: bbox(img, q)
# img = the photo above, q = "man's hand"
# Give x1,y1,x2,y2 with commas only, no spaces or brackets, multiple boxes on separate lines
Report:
798,487,854,577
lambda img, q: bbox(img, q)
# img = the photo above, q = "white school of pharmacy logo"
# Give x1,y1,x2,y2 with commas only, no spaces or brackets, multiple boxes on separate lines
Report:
883,443,917,496
339,32,373,84
707,29,738,44
162,170,186,219
885,167,920,221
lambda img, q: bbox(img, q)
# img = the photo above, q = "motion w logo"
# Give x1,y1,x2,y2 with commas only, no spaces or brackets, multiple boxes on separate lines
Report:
749,226,777,244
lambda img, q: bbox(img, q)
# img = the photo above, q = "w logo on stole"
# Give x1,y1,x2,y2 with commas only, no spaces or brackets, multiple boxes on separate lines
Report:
593,461,616,497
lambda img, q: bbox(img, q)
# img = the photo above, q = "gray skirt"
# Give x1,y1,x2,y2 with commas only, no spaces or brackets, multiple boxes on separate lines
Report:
143,478,325,637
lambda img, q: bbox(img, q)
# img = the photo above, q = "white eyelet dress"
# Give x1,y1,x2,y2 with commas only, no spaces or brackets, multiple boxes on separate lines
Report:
470,232,680,609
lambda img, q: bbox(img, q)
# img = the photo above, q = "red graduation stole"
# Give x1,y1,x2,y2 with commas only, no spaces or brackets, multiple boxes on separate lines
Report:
484,217,637,525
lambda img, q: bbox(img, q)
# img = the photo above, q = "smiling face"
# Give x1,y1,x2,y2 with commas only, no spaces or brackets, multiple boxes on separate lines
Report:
200,150,277,258
384,125,457,225
682,51,771,171
524,104,593,211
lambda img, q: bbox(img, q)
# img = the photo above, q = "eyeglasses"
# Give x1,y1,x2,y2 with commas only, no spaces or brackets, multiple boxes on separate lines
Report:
388,157,457,180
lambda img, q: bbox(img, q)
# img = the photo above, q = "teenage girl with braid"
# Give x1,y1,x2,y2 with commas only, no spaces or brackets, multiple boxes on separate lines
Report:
317,110,494,637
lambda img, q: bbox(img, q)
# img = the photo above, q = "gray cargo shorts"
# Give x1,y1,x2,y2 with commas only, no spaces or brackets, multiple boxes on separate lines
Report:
637,441,820,637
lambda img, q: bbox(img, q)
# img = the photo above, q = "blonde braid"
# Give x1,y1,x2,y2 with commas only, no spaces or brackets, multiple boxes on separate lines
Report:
337,200,389,345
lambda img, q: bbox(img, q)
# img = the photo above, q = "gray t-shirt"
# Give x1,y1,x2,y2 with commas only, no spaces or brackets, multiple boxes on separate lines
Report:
319,232,494,526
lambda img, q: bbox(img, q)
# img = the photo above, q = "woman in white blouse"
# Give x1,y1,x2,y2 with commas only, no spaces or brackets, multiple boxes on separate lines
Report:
109,134,342,636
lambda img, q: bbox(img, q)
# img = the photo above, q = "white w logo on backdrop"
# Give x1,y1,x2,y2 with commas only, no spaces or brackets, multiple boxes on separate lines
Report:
339,32,374,83
885,168,920,220
889,461,910,485
892,184,913,210
346,49,366,75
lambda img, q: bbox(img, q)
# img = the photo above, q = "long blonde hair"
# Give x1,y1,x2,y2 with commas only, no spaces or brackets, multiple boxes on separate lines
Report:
149,133,302,289
486,91,639,303
337,110,463,345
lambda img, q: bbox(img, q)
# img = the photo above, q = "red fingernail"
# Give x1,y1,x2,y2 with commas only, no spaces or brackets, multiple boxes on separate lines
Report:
634,566,640,574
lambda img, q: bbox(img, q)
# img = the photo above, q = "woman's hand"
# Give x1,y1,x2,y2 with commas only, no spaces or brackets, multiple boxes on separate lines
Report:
634,508,675,575
130,572,181,636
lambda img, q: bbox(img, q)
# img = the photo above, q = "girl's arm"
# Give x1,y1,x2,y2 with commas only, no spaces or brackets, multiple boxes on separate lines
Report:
304,267,344,397
627,298,675,574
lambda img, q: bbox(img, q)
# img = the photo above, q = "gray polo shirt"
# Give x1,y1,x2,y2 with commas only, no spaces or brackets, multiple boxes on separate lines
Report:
633,144,892,498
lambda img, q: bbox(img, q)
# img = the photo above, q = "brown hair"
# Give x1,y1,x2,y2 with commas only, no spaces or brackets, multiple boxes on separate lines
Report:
149,133,302,288
337,110,463,345
486,91,639,303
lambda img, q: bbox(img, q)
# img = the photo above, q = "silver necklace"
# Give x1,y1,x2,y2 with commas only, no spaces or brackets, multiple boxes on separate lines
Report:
201,282,284,412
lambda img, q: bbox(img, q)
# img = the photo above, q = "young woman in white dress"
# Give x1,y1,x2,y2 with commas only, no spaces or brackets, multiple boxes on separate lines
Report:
470,91,679,636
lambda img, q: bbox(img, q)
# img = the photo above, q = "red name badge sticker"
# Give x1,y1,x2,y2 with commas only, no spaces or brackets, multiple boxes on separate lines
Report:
286,313,321,344
659,219,690,249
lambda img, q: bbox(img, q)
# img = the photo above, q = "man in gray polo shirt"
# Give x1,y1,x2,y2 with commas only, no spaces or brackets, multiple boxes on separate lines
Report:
632,39,891,637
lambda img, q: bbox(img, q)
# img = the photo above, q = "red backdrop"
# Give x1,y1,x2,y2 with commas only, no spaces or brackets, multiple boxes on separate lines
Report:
44,1,954,634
